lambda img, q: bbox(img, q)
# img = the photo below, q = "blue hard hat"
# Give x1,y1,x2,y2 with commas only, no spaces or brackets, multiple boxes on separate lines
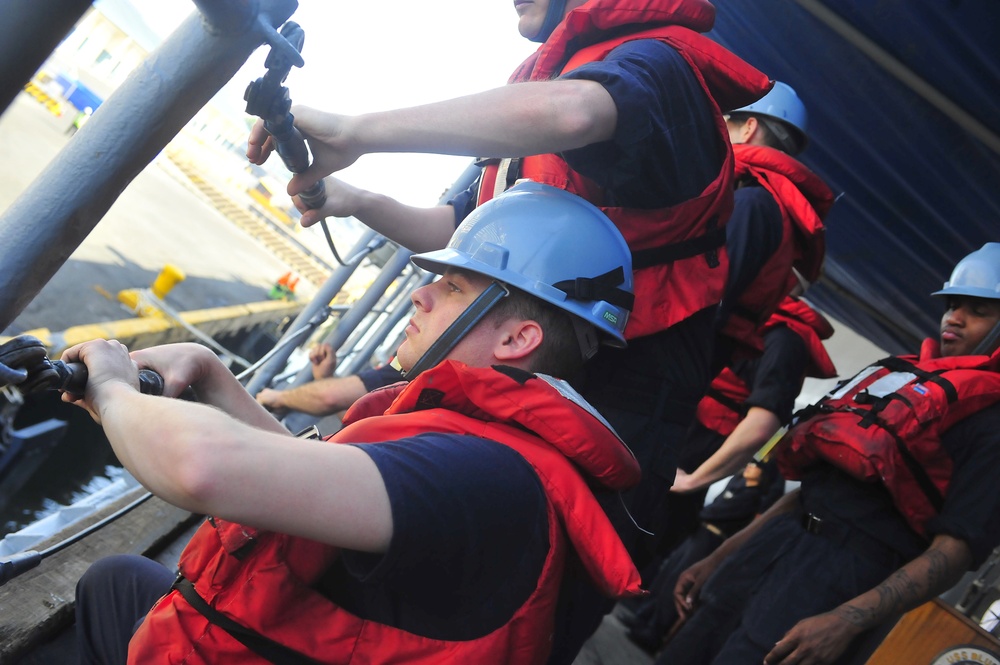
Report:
932,243,1000,300
731,81,809,154
411,181,634,346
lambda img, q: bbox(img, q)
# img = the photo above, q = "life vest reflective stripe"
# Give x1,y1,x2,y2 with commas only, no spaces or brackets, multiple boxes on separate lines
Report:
720,145,834,354
477,0,770,338
777,343,1000,536
695,297,836,437
128,362,641,665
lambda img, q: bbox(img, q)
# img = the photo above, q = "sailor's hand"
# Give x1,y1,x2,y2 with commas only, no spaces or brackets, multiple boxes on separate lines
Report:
764,611,861,665
246,105,360,174
246,117,276,165
673,556,716,621
130,343,218,399
309,343,337,380
60,340,140,421
670,469,699,493
296,176,373,228
286,105,361,178
255,388,283,411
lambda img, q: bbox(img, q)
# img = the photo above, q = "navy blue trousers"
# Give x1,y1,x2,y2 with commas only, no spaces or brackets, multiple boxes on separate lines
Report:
75,554,174,665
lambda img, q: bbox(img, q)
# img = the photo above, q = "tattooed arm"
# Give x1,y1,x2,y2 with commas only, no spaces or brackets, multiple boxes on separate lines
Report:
763,534,972,665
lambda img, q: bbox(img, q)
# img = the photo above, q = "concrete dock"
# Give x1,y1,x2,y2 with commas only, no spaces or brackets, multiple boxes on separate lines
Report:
0,93,318,337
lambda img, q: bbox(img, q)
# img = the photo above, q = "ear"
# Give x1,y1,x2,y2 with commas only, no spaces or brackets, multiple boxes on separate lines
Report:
494,319,544,362
742,116,762,145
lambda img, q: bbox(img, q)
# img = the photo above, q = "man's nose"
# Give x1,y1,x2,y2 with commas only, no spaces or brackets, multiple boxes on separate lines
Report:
944,307,966,326
411,284,432,311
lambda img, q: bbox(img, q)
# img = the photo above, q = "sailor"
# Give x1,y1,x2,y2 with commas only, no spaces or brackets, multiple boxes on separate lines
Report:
660,242,1000,664
713,81,835,372
70,182,642,665
254,342,402,420
624,294,837,652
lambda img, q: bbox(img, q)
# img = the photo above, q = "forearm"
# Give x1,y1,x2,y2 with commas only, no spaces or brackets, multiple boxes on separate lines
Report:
95,384,393,550
347,80,617,159
831,535,972,632
713,489,801,562
680,407,782,492
350,194,456,253
96,384,257,510
266,375,367,416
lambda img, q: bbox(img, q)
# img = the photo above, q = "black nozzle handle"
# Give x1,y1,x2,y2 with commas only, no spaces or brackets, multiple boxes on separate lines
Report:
53,361,195,400
267,123,327,211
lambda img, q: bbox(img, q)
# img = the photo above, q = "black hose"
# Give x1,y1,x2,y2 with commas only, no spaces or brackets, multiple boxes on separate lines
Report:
0,492,155,586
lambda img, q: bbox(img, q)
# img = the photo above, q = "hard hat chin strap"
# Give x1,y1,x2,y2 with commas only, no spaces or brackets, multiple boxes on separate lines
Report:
972,320,1000,357
530,0,567,43
402,282,510,379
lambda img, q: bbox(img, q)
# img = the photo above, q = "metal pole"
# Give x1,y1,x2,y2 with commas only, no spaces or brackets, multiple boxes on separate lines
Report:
340,271,433,376
321,247,415,352
0,0,299,331
335,266,418,366
243,228,379,395
0,0,93,119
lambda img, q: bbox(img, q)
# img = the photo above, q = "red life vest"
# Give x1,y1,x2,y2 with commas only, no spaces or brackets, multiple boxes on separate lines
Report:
477,0,771,339
719,144,835,355
696,297,836,438
127,362,642,665
777,341,1000,536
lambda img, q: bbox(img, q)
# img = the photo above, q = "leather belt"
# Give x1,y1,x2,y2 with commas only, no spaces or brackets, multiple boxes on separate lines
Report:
800,512,903,569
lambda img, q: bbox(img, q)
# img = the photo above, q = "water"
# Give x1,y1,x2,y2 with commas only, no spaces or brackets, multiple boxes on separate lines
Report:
0,391,122,538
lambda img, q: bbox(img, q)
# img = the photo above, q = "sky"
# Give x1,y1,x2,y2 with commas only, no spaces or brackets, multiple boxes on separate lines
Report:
139,1,537,207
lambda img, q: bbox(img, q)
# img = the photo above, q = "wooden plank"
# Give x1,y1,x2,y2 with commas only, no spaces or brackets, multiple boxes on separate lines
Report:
0,487,197,664
865,599,1000,664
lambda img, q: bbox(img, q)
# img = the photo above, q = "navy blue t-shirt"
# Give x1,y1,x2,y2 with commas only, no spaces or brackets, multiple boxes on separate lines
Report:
357,364,404,392
681,325,809,470
314,432,550,640
450,39,722,220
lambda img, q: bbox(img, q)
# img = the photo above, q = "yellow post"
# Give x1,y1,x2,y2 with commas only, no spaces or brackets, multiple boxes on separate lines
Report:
151,264,186,299
118,264,186,317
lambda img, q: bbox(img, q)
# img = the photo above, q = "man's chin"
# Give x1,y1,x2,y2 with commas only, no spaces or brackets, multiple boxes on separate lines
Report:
939,341,966,357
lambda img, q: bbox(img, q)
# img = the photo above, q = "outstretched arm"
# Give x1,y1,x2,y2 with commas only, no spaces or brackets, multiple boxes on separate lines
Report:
672,407,782,493
246,80,617,242
763,534,973,665
294,176,458,252
61,340,393,552
248,80,617,181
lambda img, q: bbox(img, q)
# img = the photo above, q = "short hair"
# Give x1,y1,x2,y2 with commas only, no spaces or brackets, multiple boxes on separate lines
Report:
728,112,796,154
485,286,585,384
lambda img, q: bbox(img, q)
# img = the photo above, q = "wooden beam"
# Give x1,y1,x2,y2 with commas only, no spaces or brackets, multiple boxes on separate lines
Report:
0,487,197,663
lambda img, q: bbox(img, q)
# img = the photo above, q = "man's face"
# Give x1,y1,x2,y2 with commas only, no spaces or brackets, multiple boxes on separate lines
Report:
939,295,1000,356
396,269,497,371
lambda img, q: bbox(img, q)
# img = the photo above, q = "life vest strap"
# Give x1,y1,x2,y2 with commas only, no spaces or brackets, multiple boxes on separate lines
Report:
630,224,725,271
173,576,325,665
704,387,749,418
876,357,958,402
